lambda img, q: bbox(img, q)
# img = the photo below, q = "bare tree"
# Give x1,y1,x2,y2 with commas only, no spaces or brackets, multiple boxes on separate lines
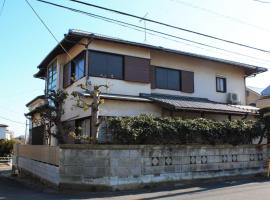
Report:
40,90,68,144
71,81,108,143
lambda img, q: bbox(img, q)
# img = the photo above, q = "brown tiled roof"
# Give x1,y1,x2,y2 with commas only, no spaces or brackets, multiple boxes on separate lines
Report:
141,93,256,115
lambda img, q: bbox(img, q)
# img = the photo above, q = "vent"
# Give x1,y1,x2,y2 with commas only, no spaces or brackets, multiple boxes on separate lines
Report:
227,93,240,105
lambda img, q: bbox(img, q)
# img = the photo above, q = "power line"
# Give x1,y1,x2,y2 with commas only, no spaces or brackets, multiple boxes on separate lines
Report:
25,0,72,59
34,0,270,63
67,0,270,54
0,0,6,16
253,0,270,3
0,116,25,125
170,0,270,33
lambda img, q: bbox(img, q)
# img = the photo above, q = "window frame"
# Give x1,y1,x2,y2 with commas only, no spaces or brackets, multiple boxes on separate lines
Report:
216,76,227,93
62,51,86,88
155,66,181,91
73,51,86,81
88,50,124,80
75,117,91,137
47,60,57,92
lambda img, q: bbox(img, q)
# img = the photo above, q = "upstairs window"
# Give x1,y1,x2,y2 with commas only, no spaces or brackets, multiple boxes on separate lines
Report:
155,67,180,90
216,76,227,93
73,52,85,80
89,51,123,80
47,61,57,92
63,51,85,88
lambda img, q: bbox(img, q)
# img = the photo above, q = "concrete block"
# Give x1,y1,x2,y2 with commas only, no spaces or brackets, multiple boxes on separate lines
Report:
95,150,110,158
110,150,130,158
63,165,83,176
83,158,109,168
129,150,141,158
83,166,108,178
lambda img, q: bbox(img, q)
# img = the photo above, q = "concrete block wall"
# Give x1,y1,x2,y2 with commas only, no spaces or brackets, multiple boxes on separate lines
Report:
59,145,268,189
17,157,60,185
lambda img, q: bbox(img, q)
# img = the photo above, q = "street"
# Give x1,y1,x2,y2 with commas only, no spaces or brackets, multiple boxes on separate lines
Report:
1,167,270,200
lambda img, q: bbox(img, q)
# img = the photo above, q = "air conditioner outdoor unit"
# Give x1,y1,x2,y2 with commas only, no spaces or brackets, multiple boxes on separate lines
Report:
227,93,240,105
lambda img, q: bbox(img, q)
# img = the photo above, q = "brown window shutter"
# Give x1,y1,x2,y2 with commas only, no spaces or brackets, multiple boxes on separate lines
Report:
63,63,71,88
124,56,150,83
150,66,156,89
181,70,194,93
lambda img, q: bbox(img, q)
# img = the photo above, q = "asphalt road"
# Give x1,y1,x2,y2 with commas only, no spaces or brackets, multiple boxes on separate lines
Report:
1,167,270,200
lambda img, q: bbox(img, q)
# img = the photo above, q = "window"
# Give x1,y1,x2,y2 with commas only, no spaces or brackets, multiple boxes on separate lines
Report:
63,52,85,88
216,77,226,93
89,51,123,79
47,61,57,92
155,67,180,90
73,53,85,80
75,118,91,137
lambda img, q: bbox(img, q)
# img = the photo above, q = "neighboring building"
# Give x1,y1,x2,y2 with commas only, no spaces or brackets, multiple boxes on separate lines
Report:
246,86,264,107
257,85,270,108
0,124,11,140
26,29,267,145
25,95,47,145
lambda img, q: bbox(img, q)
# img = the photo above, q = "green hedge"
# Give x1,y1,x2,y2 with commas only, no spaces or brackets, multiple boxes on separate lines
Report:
108,115,262,145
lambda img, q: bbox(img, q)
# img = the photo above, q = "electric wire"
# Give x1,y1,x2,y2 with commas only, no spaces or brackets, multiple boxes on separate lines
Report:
25,0,72,59
0,116,25,125
34,0,270,63
170,0,270,33
67,0,270,54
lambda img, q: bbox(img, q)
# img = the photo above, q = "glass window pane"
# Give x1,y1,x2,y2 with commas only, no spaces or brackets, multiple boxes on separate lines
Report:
106,54,123,79
75,56,85,80
217,77,226,92
89,51,123,79
90,52,107,77
156,68,168,89
47,61,57,91
167,69,180,90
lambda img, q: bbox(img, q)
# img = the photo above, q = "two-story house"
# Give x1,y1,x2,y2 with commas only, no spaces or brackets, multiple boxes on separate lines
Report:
25,29,267,145
0,124,11,140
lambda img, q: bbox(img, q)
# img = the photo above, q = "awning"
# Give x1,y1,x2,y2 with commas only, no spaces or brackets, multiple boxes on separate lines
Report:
141,93,258,115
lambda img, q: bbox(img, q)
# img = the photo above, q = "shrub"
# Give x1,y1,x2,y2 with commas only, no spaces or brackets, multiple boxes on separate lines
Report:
0,139,16,157
108,115,262,145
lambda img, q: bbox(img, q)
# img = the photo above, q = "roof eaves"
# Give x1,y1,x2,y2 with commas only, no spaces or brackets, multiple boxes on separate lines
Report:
69,30,268,74
26,95,46,107
34,29,268,78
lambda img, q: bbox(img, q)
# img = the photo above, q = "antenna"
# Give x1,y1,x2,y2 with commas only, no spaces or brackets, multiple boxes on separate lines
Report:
139,12,148,42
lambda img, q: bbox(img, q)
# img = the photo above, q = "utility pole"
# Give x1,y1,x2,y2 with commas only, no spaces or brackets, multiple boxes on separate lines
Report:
24,119,28,144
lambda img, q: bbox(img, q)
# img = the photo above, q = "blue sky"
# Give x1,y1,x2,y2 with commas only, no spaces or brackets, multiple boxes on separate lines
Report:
0,0,270,136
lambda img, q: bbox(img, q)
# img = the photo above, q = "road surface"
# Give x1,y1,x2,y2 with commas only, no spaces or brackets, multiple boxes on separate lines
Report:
1,167,270,200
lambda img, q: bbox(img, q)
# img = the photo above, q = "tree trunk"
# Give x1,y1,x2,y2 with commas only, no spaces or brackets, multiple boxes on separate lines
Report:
91,91,100,143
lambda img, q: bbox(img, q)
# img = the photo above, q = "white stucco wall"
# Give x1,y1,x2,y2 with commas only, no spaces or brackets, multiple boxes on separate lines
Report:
52,39,247,104
61,96,161,121
150,50,246,104
43,38,249,120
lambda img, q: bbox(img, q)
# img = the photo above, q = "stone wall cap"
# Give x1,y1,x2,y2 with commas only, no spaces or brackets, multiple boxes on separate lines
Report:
59,144,267,150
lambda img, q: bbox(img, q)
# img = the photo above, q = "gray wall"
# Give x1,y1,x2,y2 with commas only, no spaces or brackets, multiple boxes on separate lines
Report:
59,145,268,189
17,157,59,185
